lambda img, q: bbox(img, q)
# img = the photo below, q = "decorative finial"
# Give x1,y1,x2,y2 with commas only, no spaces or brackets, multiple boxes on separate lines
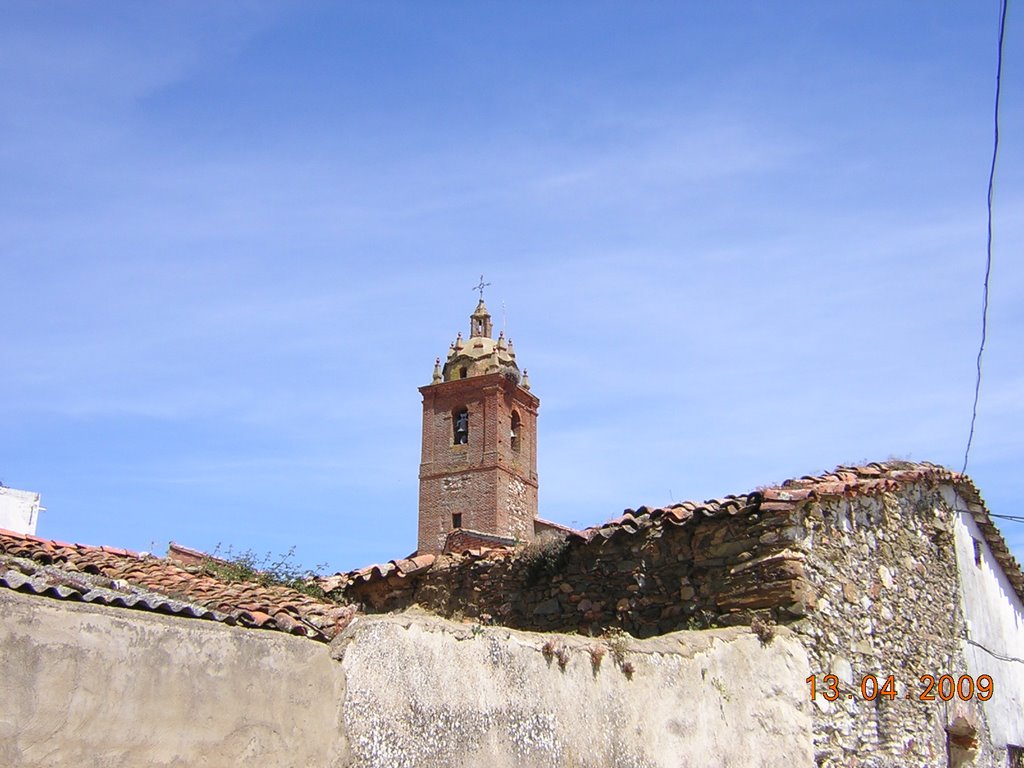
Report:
432,357,442,384
521,369,530,390
472,274,491,300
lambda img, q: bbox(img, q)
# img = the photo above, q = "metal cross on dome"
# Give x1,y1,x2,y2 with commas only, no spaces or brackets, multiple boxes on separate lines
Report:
472,274,491,300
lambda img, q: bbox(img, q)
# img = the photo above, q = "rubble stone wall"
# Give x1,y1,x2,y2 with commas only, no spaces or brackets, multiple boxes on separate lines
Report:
794,482,999,768
352,503,816,637
350,479,1016,767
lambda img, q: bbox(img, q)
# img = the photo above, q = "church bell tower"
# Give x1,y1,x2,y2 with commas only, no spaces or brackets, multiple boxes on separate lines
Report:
417,289,539,555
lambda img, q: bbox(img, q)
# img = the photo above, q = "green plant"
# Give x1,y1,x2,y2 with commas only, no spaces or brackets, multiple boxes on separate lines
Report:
602,628,630,666
685,609,719,631
711,676,731,701
517,536,571,587
202,544,327,599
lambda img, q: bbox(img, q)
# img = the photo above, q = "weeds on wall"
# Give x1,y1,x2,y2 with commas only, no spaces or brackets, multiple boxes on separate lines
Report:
541,638,557,662
685,609,719,631
554,645,570,670
202,545,327,599
517,535,571,587
750,615,776,646
601,628,636,677
602,628,629,666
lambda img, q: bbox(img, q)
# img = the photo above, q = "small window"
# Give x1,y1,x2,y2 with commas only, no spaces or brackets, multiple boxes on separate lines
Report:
453,407,469,445
460,366,468,379
1008,746,1023,768
973,539,983,567
452,513,462,529
510,411,521,452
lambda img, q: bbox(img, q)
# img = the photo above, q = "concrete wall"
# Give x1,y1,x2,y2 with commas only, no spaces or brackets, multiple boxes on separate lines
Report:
951,488,1024,752
0,589,350,768
1,590,814,768
335,612,814,768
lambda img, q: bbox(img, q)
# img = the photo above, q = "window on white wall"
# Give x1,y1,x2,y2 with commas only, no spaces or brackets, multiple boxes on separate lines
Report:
973,539,983,567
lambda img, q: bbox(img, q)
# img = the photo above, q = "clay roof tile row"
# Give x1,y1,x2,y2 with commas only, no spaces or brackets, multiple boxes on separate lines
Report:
0,531,356,641
344,553,437,586
585,460,1023,603
338,461,1023,605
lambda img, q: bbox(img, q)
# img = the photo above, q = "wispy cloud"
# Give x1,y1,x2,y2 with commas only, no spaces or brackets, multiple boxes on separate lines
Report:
1,3,1021,571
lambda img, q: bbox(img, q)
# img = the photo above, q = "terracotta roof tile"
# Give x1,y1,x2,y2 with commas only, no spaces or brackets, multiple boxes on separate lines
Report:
339,461,1023,606
340,551,440,588
585,461,1023,604
0,531,356,641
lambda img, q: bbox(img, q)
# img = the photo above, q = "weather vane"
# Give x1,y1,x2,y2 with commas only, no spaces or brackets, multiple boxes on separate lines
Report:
472,274,491,300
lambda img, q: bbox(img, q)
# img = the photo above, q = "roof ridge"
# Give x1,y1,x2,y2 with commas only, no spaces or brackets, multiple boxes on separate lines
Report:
0,529,356,641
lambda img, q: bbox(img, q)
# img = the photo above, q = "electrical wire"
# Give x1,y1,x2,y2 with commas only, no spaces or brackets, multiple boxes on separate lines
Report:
989,513,1024,524
966,636,1024,665
962,0,1008,476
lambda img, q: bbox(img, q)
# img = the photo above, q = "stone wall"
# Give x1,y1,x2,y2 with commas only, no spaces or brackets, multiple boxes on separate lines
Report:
789,482,998,767
352,498,816,637
348,475,1019,767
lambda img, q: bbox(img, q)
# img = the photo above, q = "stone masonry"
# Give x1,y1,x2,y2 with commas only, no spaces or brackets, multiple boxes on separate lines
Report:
347,462,1024,768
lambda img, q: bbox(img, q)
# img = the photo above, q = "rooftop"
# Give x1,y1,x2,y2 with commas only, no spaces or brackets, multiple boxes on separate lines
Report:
0,529,355,642
4,460,1019,636
342,461,1024,605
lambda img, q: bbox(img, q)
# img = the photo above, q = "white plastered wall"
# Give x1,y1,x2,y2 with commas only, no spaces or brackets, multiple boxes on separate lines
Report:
0,488,41,535
947,485,1024,750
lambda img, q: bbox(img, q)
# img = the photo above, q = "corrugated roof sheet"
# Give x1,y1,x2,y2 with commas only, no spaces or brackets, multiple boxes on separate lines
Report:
0,530,355,641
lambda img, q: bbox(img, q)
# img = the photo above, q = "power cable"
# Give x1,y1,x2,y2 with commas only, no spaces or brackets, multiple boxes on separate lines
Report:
962,0,1008,476
989,513,1024,524
966,636,1024,665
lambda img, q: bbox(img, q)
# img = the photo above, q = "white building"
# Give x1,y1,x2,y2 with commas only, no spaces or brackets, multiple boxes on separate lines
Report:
951,485,1024,764
0,486,43,535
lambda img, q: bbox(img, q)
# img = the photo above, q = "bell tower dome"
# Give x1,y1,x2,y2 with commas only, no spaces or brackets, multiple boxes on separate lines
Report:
417,287,540,555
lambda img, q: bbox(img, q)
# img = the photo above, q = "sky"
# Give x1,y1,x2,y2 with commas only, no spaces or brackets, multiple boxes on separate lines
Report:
2,2,1021,575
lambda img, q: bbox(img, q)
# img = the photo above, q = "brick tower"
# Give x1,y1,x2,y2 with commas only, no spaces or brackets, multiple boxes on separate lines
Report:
417,295,540,555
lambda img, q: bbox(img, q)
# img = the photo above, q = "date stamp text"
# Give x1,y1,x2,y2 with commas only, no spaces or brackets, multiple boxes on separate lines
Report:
806,674,993,702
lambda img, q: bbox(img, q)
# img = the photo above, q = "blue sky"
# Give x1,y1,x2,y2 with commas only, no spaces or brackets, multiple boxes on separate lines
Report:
2,2,1021,573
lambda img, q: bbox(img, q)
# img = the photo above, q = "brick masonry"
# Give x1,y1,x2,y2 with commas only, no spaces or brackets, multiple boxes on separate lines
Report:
417,373,539,555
